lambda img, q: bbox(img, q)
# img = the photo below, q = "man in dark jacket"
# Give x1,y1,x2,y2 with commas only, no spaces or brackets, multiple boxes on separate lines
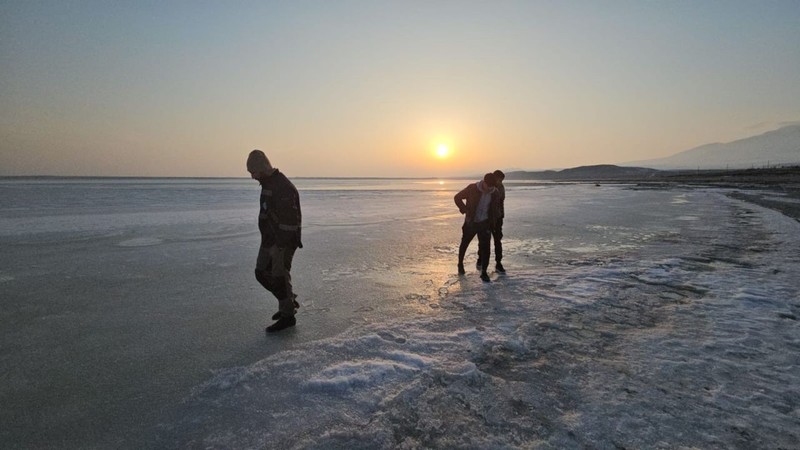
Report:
247,150,303,333
454,172,499,282
490,169,506,272
476,169,506,273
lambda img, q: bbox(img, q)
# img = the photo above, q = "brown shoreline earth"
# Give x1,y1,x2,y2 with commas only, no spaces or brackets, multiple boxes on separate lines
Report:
574,166,800,222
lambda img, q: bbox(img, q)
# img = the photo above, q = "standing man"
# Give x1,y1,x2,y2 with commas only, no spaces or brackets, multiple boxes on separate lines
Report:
454,172,499,282
247,150,303,333
476,169,506,273
490,169,506,273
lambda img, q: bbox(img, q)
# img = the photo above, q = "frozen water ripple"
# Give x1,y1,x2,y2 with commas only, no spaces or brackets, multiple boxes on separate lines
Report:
117,237,164,247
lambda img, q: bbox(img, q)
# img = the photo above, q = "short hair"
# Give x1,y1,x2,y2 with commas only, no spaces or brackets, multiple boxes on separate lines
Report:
483,172,498,186
493,169,505,180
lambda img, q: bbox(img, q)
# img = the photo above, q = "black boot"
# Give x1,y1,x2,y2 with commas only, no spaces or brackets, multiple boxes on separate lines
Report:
272,299,300,321
480,271,491,282
457,262,465,275
495,262,506,273
266,315,296,333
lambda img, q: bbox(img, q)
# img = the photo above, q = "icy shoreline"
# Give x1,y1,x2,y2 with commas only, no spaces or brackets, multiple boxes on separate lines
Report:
155,190,800,449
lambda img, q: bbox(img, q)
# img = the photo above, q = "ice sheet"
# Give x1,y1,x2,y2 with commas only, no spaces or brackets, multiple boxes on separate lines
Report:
2,181,799,448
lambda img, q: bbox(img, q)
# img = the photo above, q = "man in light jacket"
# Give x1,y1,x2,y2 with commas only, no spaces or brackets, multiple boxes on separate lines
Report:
454,172,499,282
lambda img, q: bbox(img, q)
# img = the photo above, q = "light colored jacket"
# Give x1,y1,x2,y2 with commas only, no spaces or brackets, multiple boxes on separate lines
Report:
454,181,499,225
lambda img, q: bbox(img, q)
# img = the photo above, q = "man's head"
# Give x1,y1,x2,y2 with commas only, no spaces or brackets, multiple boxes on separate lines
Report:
493,169,505,182
483,172,498,188
247,150,276,180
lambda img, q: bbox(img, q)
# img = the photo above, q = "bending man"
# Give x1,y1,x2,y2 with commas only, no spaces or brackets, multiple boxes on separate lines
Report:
454,172,499,282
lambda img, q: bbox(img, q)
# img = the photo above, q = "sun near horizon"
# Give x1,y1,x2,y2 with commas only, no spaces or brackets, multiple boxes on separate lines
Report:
435,143,450,159
416,136,488,178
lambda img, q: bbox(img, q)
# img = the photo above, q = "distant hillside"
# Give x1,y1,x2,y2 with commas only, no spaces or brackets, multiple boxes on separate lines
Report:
501,164,800,187
505,164,659,181
624,124,800,170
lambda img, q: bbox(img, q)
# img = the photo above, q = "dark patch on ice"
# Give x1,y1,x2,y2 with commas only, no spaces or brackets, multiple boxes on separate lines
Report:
377,331,407,344
404,293,431,303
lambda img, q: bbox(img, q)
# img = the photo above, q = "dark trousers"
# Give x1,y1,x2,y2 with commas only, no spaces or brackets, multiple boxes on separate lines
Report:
477,217,503,263
458,220,491,272
255,245,297,316
491,217,503,262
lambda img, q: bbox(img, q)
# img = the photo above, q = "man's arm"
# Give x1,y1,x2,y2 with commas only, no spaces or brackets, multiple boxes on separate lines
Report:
454,186,469,214
274,182,301,248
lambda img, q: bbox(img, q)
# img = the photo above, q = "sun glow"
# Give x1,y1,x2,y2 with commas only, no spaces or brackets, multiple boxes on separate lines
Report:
435,143,450,159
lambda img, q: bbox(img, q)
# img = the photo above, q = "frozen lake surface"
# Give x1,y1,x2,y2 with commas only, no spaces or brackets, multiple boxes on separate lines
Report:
1,178,798,448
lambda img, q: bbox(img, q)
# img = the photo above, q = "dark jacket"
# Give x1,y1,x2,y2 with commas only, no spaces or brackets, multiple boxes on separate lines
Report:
454,181,499,226
257,169,302,249
495,183,505,219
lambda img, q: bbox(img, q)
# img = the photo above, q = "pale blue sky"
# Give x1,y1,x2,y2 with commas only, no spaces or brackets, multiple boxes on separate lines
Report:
2,1,799,177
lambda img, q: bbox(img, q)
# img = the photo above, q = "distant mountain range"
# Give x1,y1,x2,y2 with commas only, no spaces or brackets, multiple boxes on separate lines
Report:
490,124,800,181
502,163,799,183
504,164,661,181
623,124,800,170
